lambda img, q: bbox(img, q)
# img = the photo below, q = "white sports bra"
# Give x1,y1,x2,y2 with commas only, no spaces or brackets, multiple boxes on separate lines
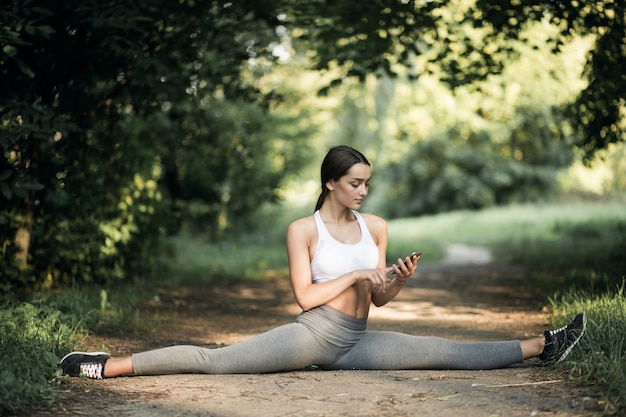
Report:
310,210,379,284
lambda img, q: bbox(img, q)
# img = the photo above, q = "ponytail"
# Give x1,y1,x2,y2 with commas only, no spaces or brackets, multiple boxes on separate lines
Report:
314,188,329,212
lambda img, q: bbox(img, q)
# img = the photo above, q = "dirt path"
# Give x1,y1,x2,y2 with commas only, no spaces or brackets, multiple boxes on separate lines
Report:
33,247,602,417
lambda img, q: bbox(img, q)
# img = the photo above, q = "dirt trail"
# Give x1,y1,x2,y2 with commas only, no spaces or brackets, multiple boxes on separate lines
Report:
31,246,602,417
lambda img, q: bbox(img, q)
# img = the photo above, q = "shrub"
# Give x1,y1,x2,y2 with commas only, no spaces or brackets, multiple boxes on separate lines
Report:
0,303,80,415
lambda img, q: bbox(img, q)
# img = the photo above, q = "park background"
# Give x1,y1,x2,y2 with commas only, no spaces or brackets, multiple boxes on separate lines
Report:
1,1,625,415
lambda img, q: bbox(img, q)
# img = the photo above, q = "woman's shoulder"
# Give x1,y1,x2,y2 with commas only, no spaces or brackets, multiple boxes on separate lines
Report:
358,212,388,233
287,214,316,235
286,215,317,249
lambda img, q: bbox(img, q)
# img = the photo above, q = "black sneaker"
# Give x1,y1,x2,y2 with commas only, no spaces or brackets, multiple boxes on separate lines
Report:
58,351,110,379
539,313,587,364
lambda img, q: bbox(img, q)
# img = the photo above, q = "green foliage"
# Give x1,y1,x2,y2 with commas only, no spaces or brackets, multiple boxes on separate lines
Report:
329,16,586,218
0,303,80,414
0,1,310,291
291,0,624,158
291,0,439,89
474,0,626,161
146,97,310,238
382,132,566,217
0,282,170,415
1,0,622,295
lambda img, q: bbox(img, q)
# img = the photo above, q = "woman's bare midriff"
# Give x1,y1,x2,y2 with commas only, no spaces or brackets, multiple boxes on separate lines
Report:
325,282,373,319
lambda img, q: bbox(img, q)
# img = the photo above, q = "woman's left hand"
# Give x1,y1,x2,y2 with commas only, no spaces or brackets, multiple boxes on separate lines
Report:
390,253,420,284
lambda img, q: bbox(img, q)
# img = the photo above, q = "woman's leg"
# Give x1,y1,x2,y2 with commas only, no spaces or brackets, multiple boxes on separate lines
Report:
520,337,545,359
129,321,326,375
104,357,132,377
61,305,366,378
327,331,525,370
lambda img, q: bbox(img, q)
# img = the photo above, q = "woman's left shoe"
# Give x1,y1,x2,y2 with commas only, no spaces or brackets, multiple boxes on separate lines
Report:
539,313,587,364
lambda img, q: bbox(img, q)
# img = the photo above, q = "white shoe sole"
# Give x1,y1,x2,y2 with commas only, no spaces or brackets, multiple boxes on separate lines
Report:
59,351,109,364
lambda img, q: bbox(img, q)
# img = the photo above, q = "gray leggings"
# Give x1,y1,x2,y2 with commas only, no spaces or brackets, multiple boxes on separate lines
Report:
132,305,523,375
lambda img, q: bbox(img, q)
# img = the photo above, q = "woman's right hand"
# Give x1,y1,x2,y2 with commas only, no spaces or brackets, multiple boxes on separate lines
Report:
358,267,394,293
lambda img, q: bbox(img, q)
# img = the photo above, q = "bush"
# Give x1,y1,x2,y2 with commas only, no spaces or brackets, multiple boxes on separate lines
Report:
0,303,81,415
380,132,570,218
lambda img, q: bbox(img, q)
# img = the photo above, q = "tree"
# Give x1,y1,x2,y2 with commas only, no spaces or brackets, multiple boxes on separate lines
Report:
288,0,624,159
303,2,593,217
0,0,308,289
473,0,625,162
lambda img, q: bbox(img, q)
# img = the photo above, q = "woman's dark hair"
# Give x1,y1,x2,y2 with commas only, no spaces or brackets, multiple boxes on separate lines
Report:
314,145,370,212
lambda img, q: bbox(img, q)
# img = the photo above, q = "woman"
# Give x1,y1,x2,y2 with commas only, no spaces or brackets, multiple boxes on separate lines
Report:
59,145,586,379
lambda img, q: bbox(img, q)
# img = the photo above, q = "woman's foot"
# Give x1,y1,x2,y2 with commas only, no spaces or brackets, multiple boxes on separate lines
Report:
539,313,587,364
58,351,110,379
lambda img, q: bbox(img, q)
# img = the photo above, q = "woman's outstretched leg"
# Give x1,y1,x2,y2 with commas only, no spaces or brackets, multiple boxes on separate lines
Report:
140,322,326,375
327,312,587,370
60,321,326,378
327,331,525,370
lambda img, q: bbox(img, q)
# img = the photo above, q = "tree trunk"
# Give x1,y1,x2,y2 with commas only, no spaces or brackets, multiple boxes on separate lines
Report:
14,208,33,270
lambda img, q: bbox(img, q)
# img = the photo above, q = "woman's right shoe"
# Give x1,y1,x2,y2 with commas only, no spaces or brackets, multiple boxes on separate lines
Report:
58,351,110,379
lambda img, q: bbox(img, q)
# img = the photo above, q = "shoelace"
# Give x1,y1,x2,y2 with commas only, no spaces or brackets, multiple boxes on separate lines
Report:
546,323,568,337
80,363,104,379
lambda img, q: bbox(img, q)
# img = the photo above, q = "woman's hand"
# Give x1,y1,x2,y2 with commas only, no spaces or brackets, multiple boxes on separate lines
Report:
389,253,420,285
371,253,420,307
357,267,394,293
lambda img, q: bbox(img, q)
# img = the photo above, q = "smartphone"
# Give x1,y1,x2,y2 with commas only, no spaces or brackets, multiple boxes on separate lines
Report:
387,251,422,278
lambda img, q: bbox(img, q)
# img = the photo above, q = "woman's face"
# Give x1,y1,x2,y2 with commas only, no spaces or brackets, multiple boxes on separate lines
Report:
327,163,371,210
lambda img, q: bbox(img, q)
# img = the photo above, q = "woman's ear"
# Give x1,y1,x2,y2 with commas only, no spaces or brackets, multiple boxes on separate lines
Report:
325,180,335,191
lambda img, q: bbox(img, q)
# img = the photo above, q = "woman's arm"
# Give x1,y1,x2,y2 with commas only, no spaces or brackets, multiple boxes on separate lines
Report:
364,214,420,307
371,253,419,307
286,217,390,311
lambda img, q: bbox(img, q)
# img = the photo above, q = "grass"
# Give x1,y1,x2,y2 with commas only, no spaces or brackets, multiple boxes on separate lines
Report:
167,232,289,285
0,302,80,415
546,287,626,414
0,284,167,415
388,199,624,250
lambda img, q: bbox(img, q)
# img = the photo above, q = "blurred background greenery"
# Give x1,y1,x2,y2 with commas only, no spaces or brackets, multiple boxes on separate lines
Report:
1,1,624,414
2,0,624,291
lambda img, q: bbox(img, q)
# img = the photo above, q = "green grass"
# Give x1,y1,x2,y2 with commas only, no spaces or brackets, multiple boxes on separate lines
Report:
388,199,625,250
0,302,81,415
546,287,626,414
167,232,289,285
0,284,166,415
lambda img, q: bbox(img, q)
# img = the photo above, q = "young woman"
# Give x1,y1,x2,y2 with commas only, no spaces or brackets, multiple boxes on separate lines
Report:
59,145,586,379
